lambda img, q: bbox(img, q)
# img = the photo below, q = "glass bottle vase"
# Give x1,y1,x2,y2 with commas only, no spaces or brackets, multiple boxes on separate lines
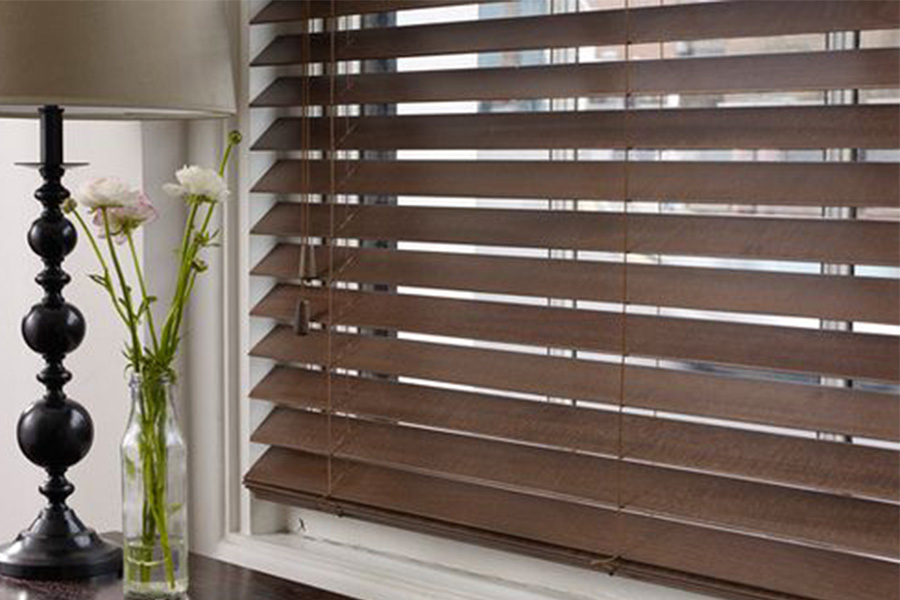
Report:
121,374,189,599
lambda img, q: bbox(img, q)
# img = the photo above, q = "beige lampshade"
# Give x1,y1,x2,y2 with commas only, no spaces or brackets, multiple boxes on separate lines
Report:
0,0,236,119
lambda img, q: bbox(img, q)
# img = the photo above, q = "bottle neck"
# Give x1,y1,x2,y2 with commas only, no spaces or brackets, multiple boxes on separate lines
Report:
128,374,177,421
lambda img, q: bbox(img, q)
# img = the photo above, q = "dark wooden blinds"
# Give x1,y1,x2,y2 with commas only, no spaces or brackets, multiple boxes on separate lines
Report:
245,2,900,599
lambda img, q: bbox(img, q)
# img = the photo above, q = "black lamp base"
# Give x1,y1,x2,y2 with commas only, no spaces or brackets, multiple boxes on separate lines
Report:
0,507,121,580
0,105,122,581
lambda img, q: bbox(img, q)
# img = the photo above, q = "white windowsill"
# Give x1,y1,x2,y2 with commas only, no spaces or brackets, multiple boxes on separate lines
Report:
210,509,712,600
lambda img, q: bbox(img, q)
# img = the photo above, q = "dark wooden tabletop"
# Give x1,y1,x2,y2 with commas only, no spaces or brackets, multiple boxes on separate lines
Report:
0,536,352,600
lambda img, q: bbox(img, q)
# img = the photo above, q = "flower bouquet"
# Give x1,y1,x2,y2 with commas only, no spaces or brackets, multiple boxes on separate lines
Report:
64,131,241,598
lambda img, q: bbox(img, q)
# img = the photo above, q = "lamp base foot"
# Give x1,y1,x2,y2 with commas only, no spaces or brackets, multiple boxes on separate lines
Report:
0,506,122,580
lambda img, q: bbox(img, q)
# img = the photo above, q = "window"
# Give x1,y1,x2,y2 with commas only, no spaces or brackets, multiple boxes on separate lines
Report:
244,2,900,599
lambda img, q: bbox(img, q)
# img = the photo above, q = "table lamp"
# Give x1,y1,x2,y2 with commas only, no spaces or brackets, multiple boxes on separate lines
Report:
0,0,235,580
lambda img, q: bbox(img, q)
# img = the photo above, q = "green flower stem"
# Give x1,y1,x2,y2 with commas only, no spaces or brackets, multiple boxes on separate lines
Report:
143,377,175,588
102,209,142,370
138,424,157,583
101,211,178,587
160,201,200,362
130,376,175,589
71,208,110,276
218,145,234,177
126,231,160,353
219,131,241,177
70,209,129,325
166,200,216,355
159,132,239,362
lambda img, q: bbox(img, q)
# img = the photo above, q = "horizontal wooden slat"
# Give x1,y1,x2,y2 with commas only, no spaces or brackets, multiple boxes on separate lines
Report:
253,408,899,557
251,0,487,23
252,245,900,324
252,1,900,64
253,363,900,457
245,450,900,600
252,49,900,106
250,328,900,500
252,285,900,382
254,105,900,151
251,204,900,265
252,160,900,208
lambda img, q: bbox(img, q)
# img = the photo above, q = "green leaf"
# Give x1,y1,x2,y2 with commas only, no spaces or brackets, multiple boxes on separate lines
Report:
88,273,108,287
124,455,137,480
167,502,183,516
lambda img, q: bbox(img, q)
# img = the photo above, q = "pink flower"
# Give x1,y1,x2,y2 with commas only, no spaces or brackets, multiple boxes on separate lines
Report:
93,193,157,244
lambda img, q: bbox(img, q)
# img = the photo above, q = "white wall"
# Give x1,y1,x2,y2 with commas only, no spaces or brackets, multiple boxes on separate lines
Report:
0,118,142,540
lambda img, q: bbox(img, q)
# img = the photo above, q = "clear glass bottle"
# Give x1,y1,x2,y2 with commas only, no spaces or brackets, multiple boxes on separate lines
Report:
121,374,188,599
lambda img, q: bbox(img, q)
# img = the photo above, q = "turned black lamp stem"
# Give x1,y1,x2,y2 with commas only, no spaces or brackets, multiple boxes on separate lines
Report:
0,105,121,580
28,105,84,507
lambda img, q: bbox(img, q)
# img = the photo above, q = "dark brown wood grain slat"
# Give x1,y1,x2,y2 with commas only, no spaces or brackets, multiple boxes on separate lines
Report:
251,160,900,208
251,1,900,64
252,362,899,450
249,329,900,500
252,49,900,106
251,0,489,23
245,449,900,600
251,285,900,382
252,245,900,324
253,105,900,151
254,363,900,446
251,204,900,265
252,407,899,558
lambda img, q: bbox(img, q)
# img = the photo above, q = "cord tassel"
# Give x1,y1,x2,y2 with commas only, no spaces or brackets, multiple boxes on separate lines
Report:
293,298,311,336
298,243,318,282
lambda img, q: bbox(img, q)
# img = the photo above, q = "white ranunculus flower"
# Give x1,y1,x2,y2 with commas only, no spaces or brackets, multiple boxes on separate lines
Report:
163,165,229,203
74,177,142,210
